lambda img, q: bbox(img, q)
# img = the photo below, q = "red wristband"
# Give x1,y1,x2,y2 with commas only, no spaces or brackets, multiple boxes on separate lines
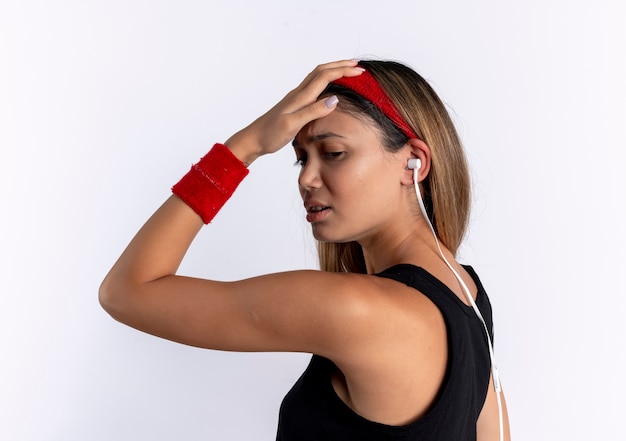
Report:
172,143,249,223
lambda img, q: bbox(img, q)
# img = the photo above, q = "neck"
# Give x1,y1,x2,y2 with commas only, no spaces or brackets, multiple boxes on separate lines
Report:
359,216,445,275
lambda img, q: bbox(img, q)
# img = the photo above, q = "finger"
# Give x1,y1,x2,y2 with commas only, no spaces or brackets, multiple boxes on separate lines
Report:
300,59,360,85
286,64,364,111
307,64,365,91
287,94,340,132
293,60,361,96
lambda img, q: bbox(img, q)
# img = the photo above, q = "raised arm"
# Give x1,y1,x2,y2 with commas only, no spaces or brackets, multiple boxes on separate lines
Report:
98,61,369,357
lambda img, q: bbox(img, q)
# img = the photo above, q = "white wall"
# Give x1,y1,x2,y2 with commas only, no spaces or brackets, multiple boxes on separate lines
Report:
1,1,624,439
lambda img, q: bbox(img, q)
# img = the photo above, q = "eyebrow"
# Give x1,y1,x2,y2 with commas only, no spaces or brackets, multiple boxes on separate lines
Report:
292,132,346,148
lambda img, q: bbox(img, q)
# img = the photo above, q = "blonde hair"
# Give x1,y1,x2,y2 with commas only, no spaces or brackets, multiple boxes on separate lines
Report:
318,60,471,273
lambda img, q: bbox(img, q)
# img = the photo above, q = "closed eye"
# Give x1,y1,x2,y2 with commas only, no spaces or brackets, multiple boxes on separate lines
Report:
323,151,345,160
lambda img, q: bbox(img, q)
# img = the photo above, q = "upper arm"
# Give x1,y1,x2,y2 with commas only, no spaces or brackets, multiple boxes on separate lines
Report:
100,269,380,359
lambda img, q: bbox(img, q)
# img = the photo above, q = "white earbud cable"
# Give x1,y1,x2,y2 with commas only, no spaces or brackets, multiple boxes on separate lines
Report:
412,167,504,441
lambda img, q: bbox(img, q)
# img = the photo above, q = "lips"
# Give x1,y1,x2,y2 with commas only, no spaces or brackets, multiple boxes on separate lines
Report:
305,201,331,223
308,206,329,213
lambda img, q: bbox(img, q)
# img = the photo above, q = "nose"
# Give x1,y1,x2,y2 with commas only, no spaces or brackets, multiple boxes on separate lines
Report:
298,160,323,192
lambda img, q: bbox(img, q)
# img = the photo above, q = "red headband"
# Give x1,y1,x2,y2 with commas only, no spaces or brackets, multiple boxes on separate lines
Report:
332,69,417,139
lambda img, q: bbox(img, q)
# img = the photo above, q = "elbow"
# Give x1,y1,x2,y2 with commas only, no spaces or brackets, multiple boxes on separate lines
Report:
98,273,129,321
98,276,117,317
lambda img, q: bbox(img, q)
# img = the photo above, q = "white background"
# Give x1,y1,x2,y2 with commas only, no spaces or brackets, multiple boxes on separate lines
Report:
1,1,625,439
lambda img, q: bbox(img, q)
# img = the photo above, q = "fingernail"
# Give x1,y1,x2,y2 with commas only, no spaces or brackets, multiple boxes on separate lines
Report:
324,95,339,108
355,67,366,72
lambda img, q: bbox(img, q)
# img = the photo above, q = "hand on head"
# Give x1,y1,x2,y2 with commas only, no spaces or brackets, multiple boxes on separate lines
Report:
225,60,365,165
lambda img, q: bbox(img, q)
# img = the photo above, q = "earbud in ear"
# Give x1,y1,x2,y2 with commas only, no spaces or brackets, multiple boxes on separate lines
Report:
407,158,421,170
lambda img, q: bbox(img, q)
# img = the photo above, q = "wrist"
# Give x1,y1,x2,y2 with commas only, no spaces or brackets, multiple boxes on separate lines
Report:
224,131,263,167
172,143,249,224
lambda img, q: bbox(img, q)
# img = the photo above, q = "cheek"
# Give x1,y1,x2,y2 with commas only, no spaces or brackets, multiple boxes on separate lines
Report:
329,179,377,219
324,172,360,201
324,156,396,205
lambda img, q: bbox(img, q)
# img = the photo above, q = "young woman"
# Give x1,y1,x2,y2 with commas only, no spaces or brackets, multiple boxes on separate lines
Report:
100,59,511,440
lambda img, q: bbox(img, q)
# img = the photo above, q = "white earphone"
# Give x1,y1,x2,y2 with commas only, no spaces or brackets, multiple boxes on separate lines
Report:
407,156,504,441
407,158,421,171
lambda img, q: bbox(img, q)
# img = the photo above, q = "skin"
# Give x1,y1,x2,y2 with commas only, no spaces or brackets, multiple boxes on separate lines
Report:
100,60,510,439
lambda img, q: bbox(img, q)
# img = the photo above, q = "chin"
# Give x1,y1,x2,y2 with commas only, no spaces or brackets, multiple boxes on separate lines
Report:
311,226,336,242
311,226,357,244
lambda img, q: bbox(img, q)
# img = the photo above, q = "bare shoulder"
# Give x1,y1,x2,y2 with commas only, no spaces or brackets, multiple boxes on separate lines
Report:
300,270,449,425
275,270,446,363
259,269,442,326
223,269,443,357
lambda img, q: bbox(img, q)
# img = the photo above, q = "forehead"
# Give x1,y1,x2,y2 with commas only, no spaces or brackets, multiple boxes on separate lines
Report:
293,109,382,148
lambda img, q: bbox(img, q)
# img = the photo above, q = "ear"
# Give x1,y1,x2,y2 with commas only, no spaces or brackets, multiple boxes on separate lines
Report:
400,138,431,186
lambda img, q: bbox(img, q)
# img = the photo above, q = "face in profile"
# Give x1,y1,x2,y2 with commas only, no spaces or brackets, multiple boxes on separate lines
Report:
294,108,409,244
